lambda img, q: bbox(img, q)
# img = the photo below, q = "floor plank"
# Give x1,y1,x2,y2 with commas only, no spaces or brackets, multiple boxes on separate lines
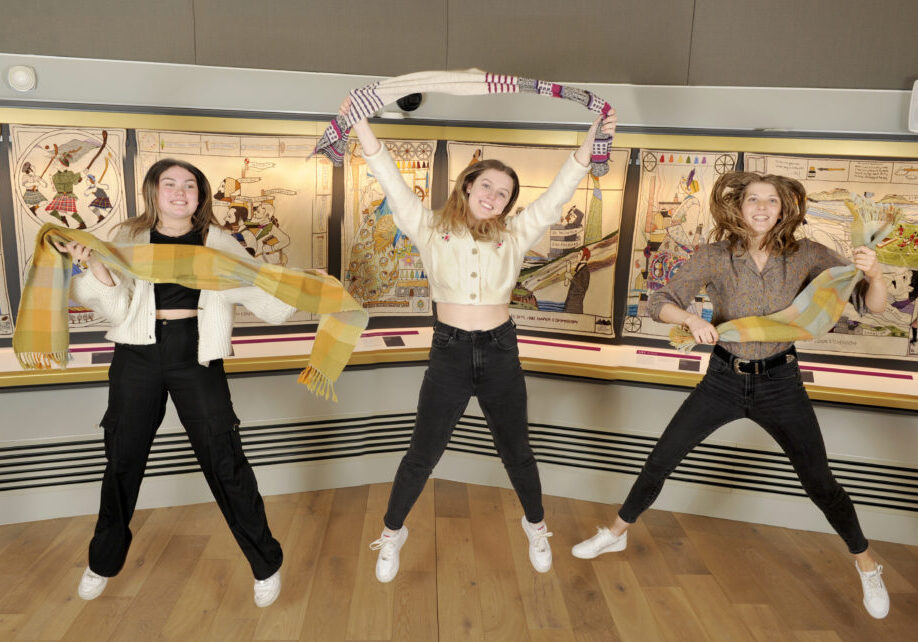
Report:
0,482,913,641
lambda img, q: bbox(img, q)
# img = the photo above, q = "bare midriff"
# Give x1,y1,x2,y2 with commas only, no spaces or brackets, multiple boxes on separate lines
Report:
435,302,509,331
155,309,198,320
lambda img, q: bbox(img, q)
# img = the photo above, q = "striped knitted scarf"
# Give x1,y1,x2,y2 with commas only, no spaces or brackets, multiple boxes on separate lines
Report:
670,197,899,351
13,224,369,400
313,69,615,176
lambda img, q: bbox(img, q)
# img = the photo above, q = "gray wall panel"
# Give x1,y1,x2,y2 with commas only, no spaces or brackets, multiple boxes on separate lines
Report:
689,0,918,89
193,0,448,75
0,0,195,64
2,0,917,90
446,0,695,84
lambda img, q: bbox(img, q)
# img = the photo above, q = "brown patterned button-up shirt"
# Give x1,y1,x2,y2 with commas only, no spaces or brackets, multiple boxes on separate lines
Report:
649,239,869,360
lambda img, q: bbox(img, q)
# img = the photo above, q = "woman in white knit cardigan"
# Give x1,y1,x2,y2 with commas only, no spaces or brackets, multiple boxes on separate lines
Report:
57,159,295,608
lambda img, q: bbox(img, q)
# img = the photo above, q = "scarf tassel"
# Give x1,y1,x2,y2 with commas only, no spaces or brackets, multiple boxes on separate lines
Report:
297,365,339,403
15,351,71,370
668,326,696,352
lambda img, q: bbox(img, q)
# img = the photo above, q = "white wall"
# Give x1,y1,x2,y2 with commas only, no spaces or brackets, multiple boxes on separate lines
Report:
2,366,916,546
1,53,915,135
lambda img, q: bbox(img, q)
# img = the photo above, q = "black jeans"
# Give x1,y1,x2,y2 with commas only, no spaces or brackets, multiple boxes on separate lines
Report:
619,346,869,554
89,317,283,579
384,319,544,529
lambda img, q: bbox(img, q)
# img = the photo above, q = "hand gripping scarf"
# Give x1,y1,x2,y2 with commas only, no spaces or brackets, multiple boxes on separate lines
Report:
313,69,615,176
13,224,369,400
669,196,899,351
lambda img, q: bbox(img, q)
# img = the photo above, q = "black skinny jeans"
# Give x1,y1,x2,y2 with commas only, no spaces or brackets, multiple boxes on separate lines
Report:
619,346,868,554
89,317,283,579
384,319,544,529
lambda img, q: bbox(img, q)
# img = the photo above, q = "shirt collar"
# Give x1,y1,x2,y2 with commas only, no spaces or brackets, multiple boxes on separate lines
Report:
730,244,782,273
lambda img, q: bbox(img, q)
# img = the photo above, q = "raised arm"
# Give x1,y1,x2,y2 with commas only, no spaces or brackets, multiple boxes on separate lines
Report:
347,103,382,157
574,111,617,168
341,97,431,240
511,112,617,250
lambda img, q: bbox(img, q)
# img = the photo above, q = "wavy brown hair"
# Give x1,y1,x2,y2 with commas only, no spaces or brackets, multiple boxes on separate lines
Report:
118,158,218,240
435,159,520,242
709,171,807,255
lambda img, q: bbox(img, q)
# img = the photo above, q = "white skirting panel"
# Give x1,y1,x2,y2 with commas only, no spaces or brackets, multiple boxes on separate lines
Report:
1,365,916,547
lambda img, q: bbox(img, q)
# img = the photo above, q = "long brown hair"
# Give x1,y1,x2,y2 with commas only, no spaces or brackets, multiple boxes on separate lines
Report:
709,171,807,255
119,158,218,240
435,159,520,242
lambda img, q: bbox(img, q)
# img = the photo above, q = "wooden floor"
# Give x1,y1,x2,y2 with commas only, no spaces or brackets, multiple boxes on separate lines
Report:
0,481,915,641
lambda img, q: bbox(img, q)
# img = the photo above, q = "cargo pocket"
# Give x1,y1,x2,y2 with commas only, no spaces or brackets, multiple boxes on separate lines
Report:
206,412,247,479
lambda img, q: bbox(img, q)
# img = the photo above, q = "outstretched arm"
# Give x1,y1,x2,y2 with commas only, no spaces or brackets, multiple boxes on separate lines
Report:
511,112,618,250
573,111,618,168
343,97,381,156
340,97,430,239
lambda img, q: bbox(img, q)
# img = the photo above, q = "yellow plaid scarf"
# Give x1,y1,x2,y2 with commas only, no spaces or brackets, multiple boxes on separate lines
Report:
670,197,898,350
13,224,369,400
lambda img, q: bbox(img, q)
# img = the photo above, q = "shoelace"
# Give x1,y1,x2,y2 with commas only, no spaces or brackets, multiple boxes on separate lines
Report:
862,565,885,592
530,528,553,552
369,536,396,559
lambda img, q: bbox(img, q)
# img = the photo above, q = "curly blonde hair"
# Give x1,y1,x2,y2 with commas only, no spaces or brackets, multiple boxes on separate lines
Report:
435,159,520,243
709,171,807,255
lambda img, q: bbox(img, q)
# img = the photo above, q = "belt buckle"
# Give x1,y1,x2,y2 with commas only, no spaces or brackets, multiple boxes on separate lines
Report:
733,358,760,375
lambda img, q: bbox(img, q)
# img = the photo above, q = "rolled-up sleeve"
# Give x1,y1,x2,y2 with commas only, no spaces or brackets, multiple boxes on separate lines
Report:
648,244,716,322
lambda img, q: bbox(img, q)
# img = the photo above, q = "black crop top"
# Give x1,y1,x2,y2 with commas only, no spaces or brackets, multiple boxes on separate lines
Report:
150,227,202,310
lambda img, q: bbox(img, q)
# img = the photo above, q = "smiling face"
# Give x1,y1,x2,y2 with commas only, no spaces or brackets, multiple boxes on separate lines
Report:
156,165,199,228
465,168,515,222
741,181,782,244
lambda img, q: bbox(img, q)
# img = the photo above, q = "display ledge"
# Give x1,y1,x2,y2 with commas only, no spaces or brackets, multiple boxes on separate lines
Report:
1,327,915,411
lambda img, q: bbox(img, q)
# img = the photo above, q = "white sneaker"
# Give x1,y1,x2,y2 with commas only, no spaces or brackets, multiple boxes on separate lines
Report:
571,527,627,559
77,567,108,600
254,570,281,608
370,526,408,583
521,517,553,573
856,561,889,619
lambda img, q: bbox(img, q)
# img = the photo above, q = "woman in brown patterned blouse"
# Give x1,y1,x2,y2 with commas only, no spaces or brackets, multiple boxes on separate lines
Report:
572,171,892,620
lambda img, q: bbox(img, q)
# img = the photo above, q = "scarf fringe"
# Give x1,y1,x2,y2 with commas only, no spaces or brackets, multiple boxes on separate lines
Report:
668,326,697,352
297,365,339,403
847,196,899,248
16,351,71,370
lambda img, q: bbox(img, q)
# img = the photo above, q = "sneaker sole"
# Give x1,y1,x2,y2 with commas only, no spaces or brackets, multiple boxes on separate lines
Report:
255,592,280,608
863,598,889,619
572,542,626,560
376,563,399,583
